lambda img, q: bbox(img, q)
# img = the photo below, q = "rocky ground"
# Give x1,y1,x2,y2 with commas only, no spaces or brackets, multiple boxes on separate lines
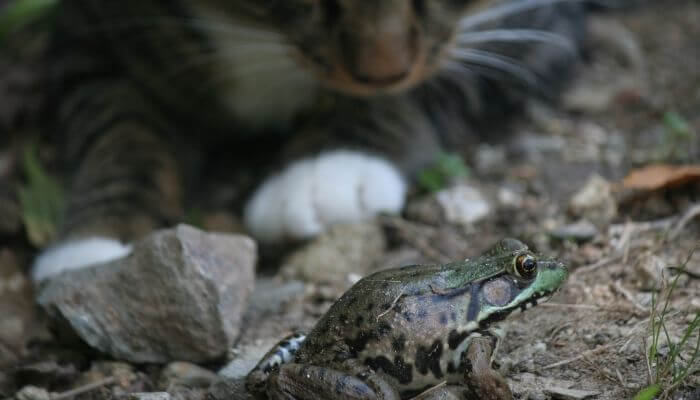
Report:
1,1,699,400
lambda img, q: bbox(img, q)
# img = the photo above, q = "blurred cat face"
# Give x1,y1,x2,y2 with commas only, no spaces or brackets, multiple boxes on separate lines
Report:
231,0,484,96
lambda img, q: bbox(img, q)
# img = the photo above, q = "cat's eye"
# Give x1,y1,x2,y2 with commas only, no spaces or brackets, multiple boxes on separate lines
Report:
514,254,537,280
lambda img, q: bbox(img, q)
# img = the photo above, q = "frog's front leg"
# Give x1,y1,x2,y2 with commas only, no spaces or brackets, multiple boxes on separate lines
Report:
461,336,512,400
410,337,511,400
265,362,400,400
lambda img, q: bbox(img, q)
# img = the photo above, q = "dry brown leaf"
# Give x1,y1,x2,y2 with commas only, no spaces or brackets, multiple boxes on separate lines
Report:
622,164,700,191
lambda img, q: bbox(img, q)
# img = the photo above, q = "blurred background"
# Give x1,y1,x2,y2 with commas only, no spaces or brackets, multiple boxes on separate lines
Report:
0,1,698,399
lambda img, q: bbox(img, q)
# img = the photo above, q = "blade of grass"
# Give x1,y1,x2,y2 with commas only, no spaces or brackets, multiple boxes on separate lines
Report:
18,144,63,247
633,384,661,400
644,247,700,398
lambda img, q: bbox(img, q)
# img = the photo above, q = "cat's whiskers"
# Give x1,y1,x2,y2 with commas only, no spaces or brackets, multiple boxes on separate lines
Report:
447,48,543,91
459,0,587,30
436,61,484,113
457,29,577,54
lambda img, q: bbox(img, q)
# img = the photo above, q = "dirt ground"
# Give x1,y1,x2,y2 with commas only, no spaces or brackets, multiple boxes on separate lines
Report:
1,1,699,399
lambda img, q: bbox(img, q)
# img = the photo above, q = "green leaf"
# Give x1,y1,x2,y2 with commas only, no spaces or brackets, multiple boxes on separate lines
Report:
18,144,63,247
656,111,697,160
417,153,470,193
663,111,693,140
633,385,661,400
0,0,58,42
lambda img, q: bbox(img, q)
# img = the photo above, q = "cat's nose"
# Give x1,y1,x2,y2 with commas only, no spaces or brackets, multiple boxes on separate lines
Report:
343,29,416,86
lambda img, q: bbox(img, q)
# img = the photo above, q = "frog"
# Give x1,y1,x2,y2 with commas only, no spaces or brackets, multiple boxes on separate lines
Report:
246,238,568,399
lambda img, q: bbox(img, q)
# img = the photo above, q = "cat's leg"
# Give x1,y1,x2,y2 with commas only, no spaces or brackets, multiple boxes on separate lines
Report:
244,96,445,243
32,83,183,281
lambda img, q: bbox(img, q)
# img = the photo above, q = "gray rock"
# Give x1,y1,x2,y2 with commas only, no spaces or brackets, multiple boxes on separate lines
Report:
37,225,257,363
281,222,385,285
14,386,50,400
208,377,252,400
218,339,280,380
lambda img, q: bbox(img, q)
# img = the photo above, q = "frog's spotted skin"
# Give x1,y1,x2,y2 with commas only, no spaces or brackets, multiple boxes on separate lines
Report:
247,238,568,399
255,333,307,374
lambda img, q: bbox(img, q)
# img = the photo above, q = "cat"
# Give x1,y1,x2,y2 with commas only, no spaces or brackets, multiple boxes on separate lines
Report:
32,0,588,281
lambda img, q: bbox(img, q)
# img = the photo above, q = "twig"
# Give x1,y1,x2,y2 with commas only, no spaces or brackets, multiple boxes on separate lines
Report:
51,376,116,400
611,280,649,314
573,239,655,276
668,267,700,280
617,221,634,264
619,318,649,354
547,322,573,342
668,203,700,240
541,343,616,370
574,252,625,274
538,303,601,310
643,336,653,386
608,216,676,238
616,367,627,387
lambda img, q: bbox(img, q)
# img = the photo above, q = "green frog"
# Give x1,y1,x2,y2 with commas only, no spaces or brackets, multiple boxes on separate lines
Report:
246,238,568,399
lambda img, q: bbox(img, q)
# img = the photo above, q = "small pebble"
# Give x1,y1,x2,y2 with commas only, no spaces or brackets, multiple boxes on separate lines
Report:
15,386,50,400
533,341,547,352
497,186,524,208
474,144,507,175
435,184,491,225
549,219,598,242
568,175,617,227
527,390,548,400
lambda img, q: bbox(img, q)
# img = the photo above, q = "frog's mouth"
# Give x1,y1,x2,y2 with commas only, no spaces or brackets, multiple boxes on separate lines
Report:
516,288,559,312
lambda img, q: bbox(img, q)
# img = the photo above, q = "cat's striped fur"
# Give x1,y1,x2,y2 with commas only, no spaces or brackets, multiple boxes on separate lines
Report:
35,0,588,278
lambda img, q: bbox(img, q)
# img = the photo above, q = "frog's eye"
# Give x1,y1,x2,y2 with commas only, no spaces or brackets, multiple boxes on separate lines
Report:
514,254,537,280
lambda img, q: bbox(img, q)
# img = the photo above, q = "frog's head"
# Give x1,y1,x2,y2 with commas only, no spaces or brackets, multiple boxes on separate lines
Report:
473,238,568,326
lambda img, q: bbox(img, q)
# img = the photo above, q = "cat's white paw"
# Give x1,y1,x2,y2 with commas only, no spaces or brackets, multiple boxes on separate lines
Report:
244,151,406,242
32,237,132,282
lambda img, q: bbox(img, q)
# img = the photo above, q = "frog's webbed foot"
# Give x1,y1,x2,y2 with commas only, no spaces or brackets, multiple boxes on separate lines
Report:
264,363,399,400
462,336,512,400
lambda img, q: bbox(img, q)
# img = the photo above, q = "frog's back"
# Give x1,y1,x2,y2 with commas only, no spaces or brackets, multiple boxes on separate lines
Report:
295,264,479,393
